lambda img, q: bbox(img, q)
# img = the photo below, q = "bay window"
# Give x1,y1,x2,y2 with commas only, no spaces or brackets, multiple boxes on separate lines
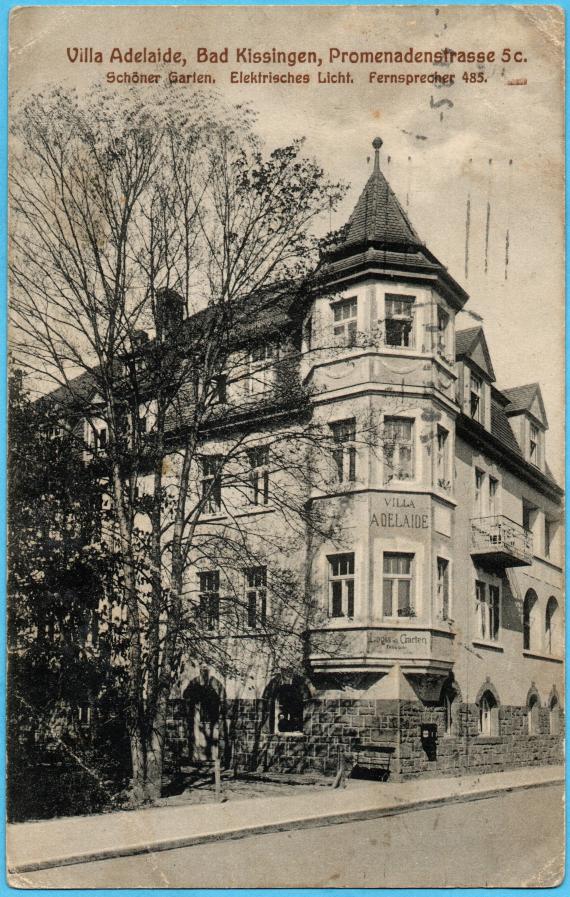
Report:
437,557,450,621
436,426,450,490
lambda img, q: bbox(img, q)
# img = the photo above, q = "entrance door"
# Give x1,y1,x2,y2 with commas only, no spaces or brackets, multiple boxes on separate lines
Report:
186,684,220,763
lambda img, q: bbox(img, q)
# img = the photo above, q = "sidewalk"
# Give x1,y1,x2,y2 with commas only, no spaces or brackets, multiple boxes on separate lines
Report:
7,765,564,875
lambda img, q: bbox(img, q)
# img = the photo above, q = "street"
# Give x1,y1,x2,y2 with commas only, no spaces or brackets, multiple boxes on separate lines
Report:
17,783,564,888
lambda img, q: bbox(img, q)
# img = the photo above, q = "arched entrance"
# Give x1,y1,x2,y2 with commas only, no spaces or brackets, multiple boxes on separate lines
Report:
184,677,221,763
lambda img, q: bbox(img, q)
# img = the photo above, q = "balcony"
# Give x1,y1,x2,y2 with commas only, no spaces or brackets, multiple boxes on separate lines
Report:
471,515,533,567
308,625,455,676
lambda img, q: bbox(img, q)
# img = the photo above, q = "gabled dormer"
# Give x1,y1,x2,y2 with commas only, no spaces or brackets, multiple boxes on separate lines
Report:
455,327,495,429
503,383,548,471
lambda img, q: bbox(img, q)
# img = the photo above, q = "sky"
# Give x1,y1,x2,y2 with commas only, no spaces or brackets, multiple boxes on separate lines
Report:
9,5,565,477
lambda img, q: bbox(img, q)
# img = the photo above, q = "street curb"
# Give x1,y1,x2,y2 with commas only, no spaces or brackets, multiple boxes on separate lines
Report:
8,776,564,875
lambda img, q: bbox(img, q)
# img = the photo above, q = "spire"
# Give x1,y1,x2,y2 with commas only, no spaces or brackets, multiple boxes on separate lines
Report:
337,137,421,251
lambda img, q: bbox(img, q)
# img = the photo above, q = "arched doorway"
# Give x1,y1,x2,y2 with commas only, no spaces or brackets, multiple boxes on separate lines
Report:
184,678,221,763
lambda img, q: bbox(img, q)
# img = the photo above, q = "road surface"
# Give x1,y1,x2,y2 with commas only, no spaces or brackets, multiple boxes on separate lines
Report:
16,783,564,888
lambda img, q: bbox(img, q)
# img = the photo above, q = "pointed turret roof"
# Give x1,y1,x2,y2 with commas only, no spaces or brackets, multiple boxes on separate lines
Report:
341,137,421,250
322,138,468,312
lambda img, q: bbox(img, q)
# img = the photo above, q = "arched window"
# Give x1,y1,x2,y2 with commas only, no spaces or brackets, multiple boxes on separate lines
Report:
272,682,304,734
479,690,499,736
527,694,540,735
545,597,561,655
550,696,561,736
441,681,460,737
523,589,539,651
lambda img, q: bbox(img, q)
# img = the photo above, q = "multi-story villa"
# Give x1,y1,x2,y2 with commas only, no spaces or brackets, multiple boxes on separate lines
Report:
45,138,565,781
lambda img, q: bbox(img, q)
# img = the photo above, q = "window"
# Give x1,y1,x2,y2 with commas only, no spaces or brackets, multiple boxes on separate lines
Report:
476,580,500,641
304,316,313,352
274,683,303,734
437,306,450,358
247,343,277,395
201,457,222,514
441,682,459,737
523,589,538,651
474,468,485,517
198,571,220,630
437,558,450,621
529,423,539,465
489,477,499,516
245,566,267,629
544,519,553,558
383,553,414,618
436,426,450,489
528,695,540,735
469,372,482,422
384,418,414,483
545,596,560,655
328,553,355,618
479,691,499,736
93,426,107,454
214,374,227,404
385,295,415,347
248,446,269,505
332,297,357,346
77,703,92,727
550,696,561,736
522,500,536,533
331,419,356,483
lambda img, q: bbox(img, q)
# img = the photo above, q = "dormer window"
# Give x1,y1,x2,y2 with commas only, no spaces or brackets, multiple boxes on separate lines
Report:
385,295,415,348
247,343,277,396
469,372,482,422
332,297,357,346
529,422,540,466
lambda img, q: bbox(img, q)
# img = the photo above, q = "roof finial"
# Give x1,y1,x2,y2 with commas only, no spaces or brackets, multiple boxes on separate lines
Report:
372,136,383,172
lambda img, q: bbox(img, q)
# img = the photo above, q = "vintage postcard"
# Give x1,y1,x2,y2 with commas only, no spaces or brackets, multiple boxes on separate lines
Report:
7,4,565,888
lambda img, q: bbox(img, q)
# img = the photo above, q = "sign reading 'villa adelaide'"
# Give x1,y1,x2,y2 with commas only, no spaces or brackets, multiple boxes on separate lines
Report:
370,495,430,530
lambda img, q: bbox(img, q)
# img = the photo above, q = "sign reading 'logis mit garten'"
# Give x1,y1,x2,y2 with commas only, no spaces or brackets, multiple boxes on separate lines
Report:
371,495,430,530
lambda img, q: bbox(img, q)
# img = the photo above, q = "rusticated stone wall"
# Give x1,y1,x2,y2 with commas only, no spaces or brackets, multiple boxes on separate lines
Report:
164,697,564,780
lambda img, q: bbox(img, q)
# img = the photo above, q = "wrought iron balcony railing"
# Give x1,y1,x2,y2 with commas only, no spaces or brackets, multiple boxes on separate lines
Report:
471,515,533,567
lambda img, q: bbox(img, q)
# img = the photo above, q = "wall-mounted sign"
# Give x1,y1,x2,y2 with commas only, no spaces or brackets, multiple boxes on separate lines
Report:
368,629,430,656
370,495,429,530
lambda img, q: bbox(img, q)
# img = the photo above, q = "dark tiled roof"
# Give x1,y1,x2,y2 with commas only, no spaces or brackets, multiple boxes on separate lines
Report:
503,383,540,415
490,399,523,456
455,326,482,358
339,162,421,250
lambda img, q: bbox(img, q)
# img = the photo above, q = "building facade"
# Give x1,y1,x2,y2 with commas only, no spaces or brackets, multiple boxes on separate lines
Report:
166,138,563,781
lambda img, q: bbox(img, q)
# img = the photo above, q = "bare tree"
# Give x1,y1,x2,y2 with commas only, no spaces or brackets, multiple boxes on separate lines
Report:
9,84,358,801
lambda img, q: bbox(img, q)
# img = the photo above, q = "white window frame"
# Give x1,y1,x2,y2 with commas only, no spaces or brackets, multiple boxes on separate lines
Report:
198,570,220,630
330,419,357,483
474,467,486,517
479,692,499,736
383,417,414,484
436,556,451,622
331,297,358,346
436,305,450,358
475,577,501,642
245,566,267,629
436,425,450,491
201,456,222,514
247,445,270,506
529,422,540,466
469,372,482,422
328,553,355,618
247,343,278,396
383,552,415,619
